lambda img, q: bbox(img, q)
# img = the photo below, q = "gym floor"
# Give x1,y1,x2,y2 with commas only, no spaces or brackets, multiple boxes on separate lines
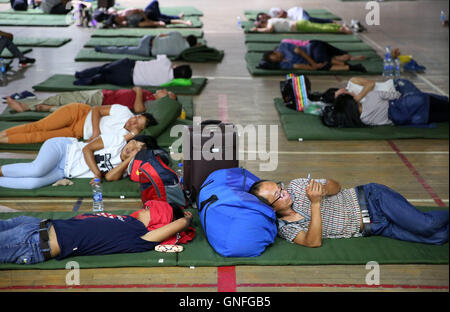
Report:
0,0,448,293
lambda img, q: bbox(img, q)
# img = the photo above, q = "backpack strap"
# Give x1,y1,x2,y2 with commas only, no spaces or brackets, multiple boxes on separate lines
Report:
139,163,165,200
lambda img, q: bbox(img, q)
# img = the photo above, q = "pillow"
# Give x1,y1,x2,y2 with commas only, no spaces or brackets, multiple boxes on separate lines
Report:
161,78,192,87
141,96,181,138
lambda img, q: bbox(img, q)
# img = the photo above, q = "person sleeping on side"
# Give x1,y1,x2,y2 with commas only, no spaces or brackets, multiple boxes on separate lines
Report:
326,77,449,127
0,134,153,189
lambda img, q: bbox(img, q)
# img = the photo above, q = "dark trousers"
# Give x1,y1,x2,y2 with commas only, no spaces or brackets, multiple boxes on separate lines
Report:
362,183,449,245
144,0,178,24
10,0,28,11
307,40,347,70
49,3,72,15
74,58,135,86
303,11,334,24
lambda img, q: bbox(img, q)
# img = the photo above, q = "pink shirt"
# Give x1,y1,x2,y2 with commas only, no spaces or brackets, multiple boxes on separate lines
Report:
281,39,310,46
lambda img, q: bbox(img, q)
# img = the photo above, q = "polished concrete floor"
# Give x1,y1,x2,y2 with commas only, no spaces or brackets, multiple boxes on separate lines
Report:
0,0,448,293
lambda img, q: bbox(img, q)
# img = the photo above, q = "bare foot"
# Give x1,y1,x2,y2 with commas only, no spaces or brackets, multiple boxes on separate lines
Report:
36,104,53,112
340,25,353,34
6,96,26,113
178,12,185,19
185,20,193,26
350,55,367,61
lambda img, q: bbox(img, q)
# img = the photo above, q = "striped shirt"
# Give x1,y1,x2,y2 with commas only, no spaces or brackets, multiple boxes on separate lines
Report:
277,179,362,243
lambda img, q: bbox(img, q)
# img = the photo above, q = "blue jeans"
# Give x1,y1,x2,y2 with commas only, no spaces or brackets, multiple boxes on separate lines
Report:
0,137,70,189
0,216,46,264
362,183,449,245
99,35,153,57
144,0,178,24
303,11,334,24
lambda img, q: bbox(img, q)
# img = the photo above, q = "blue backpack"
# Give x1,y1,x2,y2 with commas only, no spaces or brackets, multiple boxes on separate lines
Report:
197,168,278,257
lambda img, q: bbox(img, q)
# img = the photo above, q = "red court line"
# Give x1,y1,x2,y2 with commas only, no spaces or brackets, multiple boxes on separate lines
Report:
217,266,237,292
1,282,447,291
387,140,447,207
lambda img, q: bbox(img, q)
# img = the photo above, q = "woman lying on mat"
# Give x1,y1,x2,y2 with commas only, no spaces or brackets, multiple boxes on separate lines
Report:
0,207,192,264
0,133,153,189
94,0,192,28
0,103,156,144
258,10,337,25
6,88,177,114
321,77,449,127
250,17,353,34
260,40,367,72
249,179,449,247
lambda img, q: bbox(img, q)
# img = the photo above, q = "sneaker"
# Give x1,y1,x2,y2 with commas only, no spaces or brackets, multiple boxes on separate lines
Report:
19,90,36,100
403,59,426,72
19,57,36,66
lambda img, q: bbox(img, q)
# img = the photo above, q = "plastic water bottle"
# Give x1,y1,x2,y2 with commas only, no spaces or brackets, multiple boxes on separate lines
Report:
0,58,7,86
382,46,394,77
92,178,104,212
177,163,184,185
394,58,401,77
441,11,447,26
237,16,242,29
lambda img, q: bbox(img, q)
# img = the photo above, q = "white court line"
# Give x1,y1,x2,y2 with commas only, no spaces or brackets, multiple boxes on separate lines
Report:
358,33,448,96
243,151,449,155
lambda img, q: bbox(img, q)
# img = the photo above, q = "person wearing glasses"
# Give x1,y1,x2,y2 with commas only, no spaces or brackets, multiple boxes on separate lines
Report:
249,179,449,247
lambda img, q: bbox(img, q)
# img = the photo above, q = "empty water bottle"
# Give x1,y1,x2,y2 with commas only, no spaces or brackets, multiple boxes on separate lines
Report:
92,178,104,212
237,16,242,29
441,11,447,26
394,58,401,77
0,58,7,86
382,46,394,77
177,163,184,185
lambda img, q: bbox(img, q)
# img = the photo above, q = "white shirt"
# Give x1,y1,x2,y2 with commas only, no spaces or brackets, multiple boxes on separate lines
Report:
267,18,296,32
269,7,304,20
132,54,174,86
83,104,134,141
346,79,396,102
64,134,127,179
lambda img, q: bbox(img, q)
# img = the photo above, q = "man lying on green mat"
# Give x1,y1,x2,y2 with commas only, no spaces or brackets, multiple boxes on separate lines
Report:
94,32,200,58
73,55,192,87
250,16,352,34
0,206,192,264
0,133,153,188
94,0,193,28
259,39,367,72
6,87,177,114
250,178,449,247
322,77,449,127
0,103,156,144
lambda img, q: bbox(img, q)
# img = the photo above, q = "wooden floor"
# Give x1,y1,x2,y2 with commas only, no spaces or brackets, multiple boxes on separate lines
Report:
0,0,448,293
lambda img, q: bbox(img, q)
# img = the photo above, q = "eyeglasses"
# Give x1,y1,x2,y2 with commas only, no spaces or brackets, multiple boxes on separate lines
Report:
269,182,285,206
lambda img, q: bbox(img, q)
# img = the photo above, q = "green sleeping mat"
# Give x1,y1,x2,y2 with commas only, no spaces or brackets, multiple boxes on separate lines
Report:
274,98,449,140
84,37,206,48
0,47,32,58
91,28,203,38
246,51,383,76
0,13,73,26
241,20,349,34
74,45,224,63
246,41,375,53
0,206,447,270
32,74,208,95
12,37,72,47
243,9,342,21
245,33,362,43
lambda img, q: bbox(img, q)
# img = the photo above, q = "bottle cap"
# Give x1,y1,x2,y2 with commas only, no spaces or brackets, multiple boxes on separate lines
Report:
94,178,100,182
178,163,183,167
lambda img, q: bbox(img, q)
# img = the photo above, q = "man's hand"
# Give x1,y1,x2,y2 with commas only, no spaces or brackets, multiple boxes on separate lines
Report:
183,211,193,225
132,86,142,93
306,180,324,204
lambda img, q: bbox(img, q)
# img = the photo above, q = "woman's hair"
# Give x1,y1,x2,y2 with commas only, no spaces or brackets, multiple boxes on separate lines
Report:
186,35,198,47
132,135,157,149
141,113,158,128
332,94,366,128
173,65,192,79
255,12,267,22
